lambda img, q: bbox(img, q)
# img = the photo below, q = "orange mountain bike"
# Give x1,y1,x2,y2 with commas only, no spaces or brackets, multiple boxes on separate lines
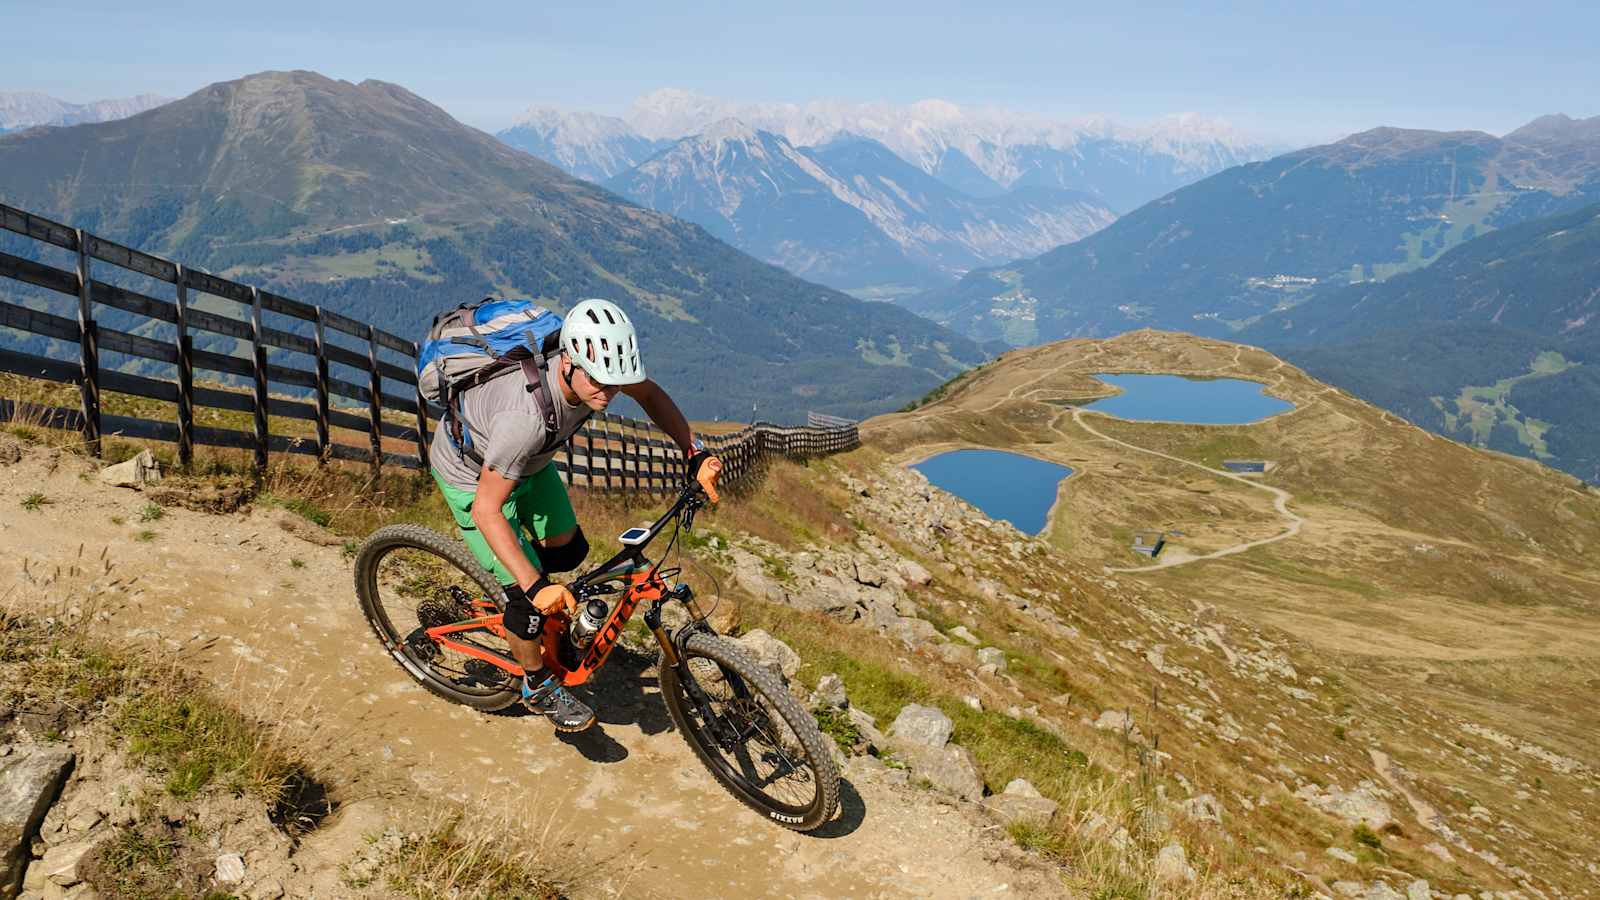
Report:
352,479,840,831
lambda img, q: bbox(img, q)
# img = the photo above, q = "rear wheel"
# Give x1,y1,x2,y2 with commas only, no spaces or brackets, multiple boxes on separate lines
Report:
660,632,840,832
353,524,520,712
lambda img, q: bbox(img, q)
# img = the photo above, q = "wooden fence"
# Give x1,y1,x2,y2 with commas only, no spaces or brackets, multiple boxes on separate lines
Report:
0,201,858,494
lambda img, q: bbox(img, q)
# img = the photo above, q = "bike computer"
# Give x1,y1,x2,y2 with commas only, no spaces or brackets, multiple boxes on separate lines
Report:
618,526,650,546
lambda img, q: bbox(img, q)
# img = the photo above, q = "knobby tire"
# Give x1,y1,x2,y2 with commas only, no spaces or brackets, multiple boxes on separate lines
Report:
660,632,840,832
353,524,520,712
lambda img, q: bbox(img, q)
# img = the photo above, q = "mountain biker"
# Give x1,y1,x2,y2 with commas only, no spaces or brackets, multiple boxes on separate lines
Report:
428,298,722,732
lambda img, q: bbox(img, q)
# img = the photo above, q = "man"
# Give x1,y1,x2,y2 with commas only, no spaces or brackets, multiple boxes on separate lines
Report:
428,298,721,732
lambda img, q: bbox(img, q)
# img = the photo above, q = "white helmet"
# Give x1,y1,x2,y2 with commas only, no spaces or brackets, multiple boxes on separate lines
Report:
561,298,646,385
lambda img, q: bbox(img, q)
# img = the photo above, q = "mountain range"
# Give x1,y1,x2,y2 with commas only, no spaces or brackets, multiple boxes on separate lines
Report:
498,92,1273,297
600,122,1117,296
911,116,1600,346
0,91,170,133
0,71,986,423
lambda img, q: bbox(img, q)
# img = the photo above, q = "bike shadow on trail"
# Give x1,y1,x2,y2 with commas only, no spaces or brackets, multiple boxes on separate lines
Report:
498,645,674,764
811,776,866,839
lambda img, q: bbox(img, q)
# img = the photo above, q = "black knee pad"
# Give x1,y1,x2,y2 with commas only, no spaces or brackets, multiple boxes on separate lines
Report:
539,527,589,574
502,583,544,641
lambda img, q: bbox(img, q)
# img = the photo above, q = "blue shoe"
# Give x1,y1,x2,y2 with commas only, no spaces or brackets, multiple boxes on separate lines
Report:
522,674,596,732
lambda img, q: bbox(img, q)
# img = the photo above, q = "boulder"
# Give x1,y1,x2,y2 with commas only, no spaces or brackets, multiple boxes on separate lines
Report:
949,625,980,645
852,560,888,587
1093,709,1144,743
846,708,887,753
0,747,75,897
933,642,978,667
900,743,985,802
1406,882,1430,900
859,597,901,629
734,630,801,681
40,839,94,887
888,617,939,648
976,647,1007,670
897,559,933,586
1153,843,1196,884
982,779,1058,826
888,704,954,749
98,449,162,488
809,674,848,710
733,568,787,605
1295,782,1395,830
1326,846,1358,865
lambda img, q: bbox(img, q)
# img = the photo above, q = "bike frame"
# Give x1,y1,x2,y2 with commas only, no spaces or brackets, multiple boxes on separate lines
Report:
425,484,711,687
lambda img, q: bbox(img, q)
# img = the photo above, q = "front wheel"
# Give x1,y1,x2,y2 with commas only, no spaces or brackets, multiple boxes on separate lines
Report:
660,632,840,832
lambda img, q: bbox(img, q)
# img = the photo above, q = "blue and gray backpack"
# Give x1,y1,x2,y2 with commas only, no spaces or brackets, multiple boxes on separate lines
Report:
417,298,590,466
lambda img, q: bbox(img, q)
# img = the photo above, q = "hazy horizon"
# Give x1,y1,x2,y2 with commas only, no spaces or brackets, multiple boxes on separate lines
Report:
4,1,1597,145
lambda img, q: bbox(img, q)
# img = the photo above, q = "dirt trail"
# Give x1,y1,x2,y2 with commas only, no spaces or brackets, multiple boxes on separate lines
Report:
0,450,1054,899
1064,408,1304,573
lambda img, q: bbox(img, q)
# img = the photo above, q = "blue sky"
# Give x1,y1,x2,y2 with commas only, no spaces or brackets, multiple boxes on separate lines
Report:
3,0,1596,142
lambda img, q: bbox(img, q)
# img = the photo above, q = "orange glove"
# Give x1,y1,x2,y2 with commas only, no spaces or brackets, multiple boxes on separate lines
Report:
532,581,577,617
690,453,724,503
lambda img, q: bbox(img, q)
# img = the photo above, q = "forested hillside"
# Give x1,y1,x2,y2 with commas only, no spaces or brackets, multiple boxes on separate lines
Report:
0,71,986,423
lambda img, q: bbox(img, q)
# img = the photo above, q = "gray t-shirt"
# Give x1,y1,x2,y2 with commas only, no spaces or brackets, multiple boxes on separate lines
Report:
430,362,590,491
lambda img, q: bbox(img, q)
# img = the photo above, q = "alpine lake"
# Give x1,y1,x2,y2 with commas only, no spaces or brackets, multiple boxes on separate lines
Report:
911,374,1294,533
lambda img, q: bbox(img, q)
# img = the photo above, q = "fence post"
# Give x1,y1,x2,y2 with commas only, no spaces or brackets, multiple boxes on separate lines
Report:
600,416,614,491
173,265,193,467
367,332,383,475
585,425,598,490
248,287,269,473
313,308,330,463
74,230,100,457
411,340,429,470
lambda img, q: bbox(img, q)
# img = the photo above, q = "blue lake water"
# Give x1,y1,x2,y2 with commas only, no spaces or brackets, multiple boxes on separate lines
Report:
912,449,1072,535
1083,374,1294,424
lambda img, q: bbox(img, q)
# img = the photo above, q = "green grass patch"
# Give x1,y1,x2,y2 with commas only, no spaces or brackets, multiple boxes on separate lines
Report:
138,502,165,523
134,529,157,543
1237,550,1380,598
116,683,299,803
261,492,333,528
949,706,1090,795
812,705,863,755
21,492,50,511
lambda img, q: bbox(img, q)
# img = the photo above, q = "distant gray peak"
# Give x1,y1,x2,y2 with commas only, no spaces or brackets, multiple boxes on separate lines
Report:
508,106,635,139
0,91,170,129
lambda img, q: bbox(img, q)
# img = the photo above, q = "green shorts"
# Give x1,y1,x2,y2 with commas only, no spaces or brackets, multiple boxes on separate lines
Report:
430,463,578,585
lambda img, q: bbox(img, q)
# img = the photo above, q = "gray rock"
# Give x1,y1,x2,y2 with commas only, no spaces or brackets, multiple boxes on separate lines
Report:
859,597,901,629
897,559,932,586
1326,846,1359,865
733,567,786,605
809,674,848,710
846,708,887,753
734,630,801,681
889,704,954,749
1153,843,1196,884
1295,782,1395,830
1407,882,1431,900
949,625,980,645
0,747,74,897
214,852,246,884
1179,793,1223,824
40,838,94,886
900,743,985,802
1092,709,1144,742
1361,882,1405,900
982,791,1058,827
977,663,1000,676
976,647,1007,670
852,560,887,587
933,642,978,667
98,449,162,488
888,617,939,647
962,695,983,712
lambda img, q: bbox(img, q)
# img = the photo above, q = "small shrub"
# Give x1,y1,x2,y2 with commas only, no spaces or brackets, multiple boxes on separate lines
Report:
812,706,862,754
1352,823,1382,849
1333,725,1346,740
138,503,165,523
135,530,157,543
381,816,566,899
290,558,306,570
21,492,50,511
341,540,359,561
110,515,125,525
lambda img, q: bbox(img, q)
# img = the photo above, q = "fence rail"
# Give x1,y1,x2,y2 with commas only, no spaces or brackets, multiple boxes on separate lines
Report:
0,202,858,493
